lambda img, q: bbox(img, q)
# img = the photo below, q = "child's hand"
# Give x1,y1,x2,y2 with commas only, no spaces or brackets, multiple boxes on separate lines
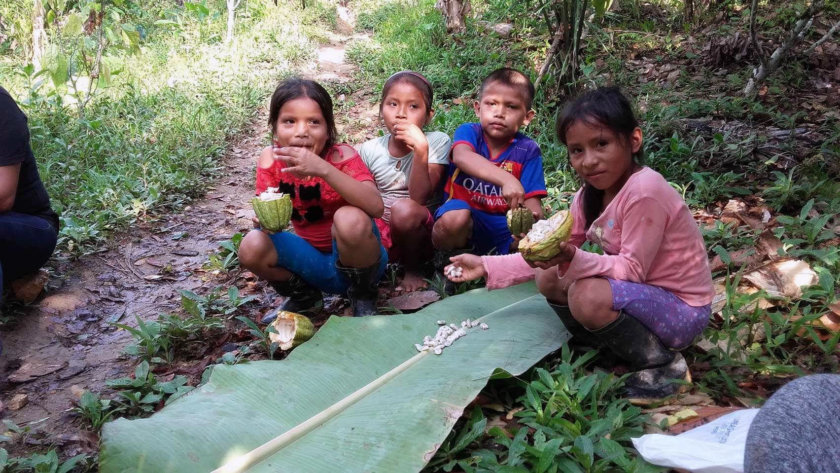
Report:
527,243,576,269
445,254,486,282
274,146,331,178
502,179,525,210
393,123,428,154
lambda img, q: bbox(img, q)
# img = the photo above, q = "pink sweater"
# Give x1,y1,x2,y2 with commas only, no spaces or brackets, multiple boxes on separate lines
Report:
482,167,714,306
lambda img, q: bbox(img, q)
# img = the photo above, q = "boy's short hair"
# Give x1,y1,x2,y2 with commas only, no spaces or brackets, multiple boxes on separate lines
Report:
479,68,535,110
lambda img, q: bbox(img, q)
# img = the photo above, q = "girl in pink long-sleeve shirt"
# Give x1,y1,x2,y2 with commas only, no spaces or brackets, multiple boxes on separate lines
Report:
446,87,714,400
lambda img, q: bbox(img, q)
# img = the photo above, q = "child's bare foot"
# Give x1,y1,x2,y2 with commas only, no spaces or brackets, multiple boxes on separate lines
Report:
396,271,428,292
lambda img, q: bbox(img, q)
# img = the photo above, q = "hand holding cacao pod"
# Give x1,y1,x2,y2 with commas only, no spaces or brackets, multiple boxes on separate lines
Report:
506,207,535,236
518,210,574,262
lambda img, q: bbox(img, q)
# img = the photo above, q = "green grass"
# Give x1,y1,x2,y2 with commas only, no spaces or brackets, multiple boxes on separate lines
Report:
1,0,334,255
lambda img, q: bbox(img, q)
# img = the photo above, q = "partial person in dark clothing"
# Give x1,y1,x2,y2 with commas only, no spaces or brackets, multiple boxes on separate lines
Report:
0,86,60,353
745,374,840,473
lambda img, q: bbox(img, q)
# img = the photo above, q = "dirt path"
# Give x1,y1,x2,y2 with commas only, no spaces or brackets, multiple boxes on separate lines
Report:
0,22,382,459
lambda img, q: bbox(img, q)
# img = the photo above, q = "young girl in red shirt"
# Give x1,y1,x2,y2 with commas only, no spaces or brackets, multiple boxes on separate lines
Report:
238,79,387,320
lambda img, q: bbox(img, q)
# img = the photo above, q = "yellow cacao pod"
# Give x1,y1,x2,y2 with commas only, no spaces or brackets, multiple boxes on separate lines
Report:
518,210,573,262
268,311,315,350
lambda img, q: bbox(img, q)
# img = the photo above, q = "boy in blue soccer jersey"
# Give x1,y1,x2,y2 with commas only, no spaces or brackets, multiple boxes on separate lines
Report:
432,68,546,257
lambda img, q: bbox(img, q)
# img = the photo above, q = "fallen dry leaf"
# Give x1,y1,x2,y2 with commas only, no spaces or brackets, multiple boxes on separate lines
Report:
744,259,818,299
9,360,68,383
387,290,440,312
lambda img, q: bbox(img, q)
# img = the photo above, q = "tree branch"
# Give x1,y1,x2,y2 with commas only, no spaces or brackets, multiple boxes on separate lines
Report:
748,0,766,67
804,18,840,55
744,0,825,96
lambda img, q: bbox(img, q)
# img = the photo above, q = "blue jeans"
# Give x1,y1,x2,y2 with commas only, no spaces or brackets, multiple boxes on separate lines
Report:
0,212,58,302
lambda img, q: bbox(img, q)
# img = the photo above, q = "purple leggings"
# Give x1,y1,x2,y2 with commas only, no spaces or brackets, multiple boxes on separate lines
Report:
607,278,710,349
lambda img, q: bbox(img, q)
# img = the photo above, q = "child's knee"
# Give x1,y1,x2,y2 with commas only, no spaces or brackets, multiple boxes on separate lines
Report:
432,210,471,241
390,199,427,232
568,278,615,329
238,230,273,269
333,206,374,243
535,268,567,302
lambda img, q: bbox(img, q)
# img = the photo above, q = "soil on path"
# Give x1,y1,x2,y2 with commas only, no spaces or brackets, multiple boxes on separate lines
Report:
0,24,383,460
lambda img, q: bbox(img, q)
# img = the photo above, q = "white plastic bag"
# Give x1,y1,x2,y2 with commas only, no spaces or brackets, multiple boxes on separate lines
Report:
631,408,760,473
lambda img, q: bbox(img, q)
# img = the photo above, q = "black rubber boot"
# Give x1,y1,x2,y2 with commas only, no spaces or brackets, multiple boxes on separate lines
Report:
336,259,382,317
261,275,323,324
592,311,689,400
547,302,602,349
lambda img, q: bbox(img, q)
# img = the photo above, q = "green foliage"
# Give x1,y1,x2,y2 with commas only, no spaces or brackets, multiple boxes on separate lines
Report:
116,285,252,363
0,448,91,473
204,232,244,272
180,285,255,318
762,169,826,213
114,316,173,364
73,390,121,430
2,0,327,256
425,347,660,472
685,170,750,208
105,360,194,416
349,0,531,100
235,315,280,359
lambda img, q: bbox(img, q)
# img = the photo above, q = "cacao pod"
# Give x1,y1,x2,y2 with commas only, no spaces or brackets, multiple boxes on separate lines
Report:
268,310,315,350
251,191,292,232
518,210,573,262
506,207,535,236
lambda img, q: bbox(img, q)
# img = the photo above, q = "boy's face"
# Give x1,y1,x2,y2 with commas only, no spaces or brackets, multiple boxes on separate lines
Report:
474,81,534,144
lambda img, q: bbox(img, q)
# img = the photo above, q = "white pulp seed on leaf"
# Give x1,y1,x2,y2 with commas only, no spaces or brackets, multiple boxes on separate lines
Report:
414,319,489,355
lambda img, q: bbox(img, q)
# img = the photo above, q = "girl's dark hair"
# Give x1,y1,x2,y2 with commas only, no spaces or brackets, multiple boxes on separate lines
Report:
556,87,644,230
380,70,434,117
267,78,337,156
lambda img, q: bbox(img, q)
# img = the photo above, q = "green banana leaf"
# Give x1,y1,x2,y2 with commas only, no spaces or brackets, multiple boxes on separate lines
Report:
100,282,569,473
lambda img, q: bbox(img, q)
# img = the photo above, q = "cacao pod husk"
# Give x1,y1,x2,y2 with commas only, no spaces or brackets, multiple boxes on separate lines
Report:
251,193,292,232
518,210,573,262
268,311,315,350
506,207,535,236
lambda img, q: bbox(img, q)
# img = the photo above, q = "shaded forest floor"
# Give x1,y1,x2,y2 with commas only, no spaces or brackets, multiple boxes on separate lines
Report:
1,1,839,469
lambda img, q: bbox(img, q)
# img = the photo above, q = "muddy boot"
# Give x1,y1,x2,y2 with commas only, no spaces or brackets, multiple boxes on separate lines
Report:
547,302,602,349
261,275,323,324
337,260,382,317
593,311,689,401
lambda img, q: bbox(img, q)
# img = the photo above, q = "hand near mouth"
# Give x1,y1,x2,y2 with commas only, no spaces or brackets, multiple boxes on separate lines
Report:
274,146,330,178
392,123,428,153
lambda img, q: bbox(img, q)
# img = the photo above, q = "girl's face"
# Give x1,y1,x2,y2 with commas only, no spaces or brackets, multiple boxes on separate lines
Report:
566,120,642,197
273,97,329,156
381,81,432,133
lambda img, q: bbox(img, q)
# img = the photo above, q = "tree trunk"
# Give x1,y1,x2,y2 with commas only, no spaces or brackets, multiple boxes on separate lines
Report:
435,0,471,34
32,0,46,70
226,0,240,44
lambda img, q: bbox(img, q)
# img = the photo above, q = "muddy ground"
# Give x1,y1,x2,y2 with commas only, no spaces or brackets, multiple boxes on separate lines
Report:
0,25,404,459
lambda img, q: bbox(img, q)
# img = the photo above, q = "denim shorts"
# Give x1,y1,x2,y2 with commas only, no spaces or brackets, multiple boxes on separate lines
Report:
268,219,388,294
434,198,512,256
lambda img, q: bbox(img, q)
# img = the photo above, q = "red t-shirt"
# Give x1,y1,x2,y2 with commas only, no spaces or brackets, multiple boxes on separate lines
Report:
255,144,375,251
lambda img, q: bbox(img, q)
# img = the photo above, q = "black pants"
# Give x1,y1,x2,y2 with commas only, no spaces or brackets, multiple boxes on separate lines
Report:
0,212,57,301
